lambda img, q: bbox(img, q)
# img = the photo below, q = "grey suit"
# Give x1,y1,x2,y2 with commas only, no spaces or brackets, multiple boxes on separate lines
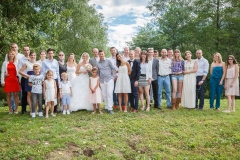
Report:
151,58,159,108
89,57,98,68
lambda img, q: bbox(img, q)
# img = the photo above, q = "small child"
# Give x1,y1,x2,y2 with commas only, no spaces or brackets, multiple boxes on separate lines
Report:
88,68,102,114
59,72,72,114
43,70,57,118
28,64,45,118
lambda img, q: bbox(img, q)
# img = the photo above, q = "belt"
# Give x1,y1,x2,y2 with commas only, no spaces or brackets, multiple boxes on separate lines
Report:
158,75,169,77
140,74,146,77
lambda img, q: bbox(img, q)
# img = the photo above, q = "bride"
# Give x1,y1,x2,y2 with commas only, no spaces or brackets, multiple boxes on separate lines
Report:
70,52,93,111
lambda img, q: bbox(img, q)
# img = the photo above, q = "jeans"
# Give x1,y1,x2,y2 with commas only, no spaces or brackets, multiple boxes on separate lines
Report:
32,93,42,113
11,93,15,111
158,75,171,107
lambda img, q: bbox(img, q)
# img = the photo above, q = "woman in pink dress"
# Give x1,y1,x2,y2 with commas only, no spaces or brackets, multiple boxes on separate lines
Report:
223,55,239,113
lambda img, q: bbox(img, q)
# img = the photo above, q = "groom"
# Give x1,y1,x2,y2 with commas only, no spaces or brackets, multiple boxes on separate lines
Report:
97,50,116,114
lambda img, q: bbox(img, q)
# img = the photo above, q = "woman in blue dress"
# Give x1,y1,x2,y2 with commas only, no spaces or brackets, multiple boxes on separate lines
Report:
209,52,226,110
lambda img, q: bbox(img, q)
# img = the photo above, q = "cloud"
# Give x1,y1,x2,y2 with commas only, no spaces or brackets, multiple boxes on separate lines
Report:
89,0,152,51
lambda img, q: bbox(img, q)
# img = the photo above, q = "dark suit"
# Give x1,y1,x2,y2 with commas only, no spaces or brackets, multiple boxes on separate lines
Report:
128,59,141,110
151,58,159,108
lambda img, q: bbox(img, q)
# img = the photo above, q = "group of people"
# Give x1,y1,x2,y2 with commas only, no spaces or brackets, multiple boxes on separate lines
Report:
1,43,239,118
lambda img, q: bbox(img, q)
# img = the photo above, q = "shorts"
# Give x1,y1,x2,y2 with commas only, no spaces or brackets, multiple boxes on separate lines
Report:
62,94,71,105
172,74,184,81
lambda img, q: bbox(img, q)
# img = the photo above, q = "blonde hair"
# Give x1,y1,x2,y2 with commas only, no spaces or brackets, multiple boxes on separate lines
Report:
213,52,223,63
185,50,192,56
61,72,68,76
173,49,183,61
7,50,17,63
45,70,54,79
33,64,40,69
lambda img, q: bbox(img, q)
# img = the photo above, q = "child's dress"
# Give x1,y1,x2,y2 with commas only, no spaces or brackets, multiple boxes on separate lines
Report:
45,79,55,103
88,77,102,103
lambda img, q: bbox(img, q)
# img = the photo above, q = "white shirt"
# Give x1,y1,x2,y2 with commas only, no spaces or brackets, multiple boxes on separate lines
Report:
158,57,171,75
108,56,118,71
123,55,130,62
195,57,209,76
59,81,72,95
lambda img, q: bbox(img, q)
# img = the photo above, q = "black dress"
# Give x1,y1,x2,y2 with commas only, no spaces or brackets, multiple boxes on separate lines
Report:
58,62,67,80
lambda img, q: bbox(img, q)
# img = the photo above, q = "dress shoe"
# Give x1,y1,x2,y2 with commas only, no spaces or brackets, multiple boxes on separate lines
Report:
154,107,162,110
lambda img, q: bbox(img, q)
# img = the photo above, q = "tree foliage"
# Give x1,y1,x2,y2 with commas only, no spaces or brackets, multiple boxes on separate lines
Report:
0,0,108,61
130,0,240,61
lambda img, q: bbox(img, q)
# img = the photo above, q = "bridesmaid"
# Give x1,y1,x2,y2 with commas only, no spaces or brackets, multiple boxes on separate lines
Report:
57,51,67,110
37,50,46,67
58,51,67,79
66,53,77,83
114,53,131,112
19,52,38,114
223,55,239,113
1,51,20,114
138,50,152,111
181,51,198,109
209,52,226,110
171,49,184,109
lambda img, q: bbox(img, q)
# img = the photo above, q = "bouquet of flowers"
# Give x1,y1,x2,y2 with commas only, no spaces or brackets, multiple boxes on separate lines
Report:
85,64,92,71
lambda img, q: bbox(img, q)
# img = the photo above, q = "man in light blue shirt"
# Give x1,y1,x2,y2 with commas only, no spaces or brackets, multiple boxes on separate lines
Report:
195,49,209,110
97,50,116,114
41,48,60,112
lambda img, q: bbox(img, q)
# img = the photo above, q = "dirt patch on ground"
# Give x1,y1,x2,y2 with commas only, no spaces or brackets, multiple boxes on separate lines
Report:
46,142,80,160
127,135,141,151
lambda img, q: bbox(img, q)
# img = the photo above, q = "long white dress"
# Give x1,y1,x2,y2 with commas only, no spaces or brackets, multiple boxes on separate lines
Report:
114,64,131,93
70,66,93,111
181,60,196,108
67,65,76,83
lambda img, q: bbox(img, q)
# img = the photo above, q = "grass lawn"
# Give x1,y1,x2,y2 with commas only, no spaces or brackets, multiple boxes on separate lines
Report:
0,99,239,159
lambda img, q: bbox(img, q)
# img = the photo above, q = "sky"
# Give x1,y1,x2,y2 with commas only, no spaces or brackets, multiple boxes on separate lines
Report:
88,0,152,51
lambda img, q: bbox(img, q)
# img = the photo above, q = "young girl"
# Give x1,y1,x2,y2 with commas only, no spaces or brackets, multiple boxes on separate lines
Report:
223,55,239,113
43,70,57,118
88,68,102,114
115,53,131,112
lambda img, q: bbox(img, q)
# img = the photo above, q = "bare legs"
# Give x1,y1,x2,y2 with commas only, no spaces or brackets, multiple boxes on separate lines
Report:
226,95,235,112
138,86,150,111
92,103,102,114
118,93,128,112
6,92,19,113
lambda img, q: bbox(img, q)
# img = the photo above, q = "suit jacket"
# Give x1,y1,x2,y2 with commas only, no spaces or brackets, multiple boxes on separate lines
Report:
128,59,141,82
151,58,159,81
89,57,98,68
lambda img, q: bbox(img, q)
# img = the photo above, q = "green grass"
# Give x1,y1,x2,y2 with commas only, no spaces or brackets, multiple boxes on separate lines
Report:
0,99,240,159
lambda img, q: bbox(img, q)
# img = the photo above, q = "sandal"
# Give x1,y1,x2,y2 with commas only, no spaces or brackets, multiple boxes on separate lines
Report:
146,106,150,112
99,111,103,114
92,111,96,114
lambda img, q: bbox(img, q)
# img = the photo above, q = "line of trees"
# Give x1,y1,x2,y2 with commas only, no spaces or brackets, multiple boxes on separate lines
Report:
129,0,240,61
0,0,108,61
128,0,240,97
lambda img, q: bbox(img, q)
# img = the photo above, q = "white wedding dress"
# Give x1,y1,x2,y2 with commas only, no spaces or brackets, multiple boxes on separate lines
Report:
70,66,93,111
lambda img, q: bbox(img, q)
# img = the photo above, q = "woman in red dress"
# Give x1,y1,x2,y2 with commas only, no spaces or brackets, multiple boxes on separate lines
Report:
1,51,20,114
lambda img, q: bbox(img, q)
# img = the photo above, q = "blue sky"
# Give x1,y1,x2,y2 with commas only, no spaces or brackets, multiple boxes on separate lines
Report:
89,0,152,51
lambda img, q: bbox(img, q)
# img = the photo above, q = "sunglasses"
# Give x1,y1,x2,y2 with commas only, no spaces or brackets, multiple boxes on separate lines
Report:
59,54,64,56
228,59,233,60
